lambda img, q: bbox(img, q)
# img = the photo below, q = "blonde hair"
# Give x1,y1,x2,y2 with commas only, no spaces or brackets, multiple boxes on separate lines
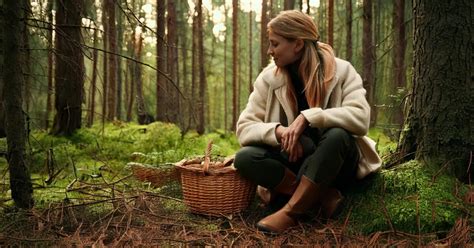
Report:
268,10,326,108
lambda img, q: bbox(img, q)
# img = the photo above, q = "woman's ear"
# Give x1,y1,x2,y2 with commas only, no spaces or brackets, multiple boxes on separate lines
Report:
294,39,304,53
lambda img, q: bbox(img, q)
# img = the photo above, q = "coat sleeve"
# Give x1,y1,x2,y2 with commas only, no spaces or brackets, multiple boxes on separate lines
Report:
301,60,370,136
236,73,281,147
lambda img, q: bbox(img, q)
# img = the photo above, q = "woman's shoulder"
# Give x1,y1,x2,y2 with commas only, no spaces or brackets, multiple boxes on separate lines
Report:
255,63,286,88
334,58,358,77
259,63,278,79
335,57,353,70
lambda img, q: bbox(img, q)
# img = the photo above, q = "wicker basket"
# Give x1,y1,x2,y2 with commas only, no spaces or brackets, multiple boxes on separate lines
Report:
129,162,179,187
174,142,256,216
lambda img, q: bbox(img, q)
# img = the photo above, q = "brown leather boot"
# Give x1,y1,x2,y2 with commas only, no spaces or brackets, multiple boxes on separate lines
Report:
256,176,322,233
320,187,344,219
257,168,297,205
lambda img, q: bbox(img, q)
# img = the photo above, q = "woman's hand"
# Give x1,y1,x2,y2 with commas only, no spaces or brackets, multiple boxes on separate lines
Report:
276,114,309,162
287,141,304,162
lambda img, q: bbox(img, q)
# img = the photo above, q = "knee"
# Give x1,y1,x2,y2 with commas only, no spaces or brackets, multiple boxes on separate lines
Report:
234,146,260,172
323,128,352,147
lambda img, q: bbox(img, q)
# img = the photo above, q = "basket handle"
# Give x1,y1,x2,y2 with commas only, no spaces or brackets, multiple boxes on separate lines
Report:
203,140,212,175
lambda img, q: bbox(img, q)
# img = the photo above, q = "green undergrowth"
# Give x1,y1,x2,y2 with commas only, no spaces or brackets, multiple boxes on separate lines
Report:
0,121,240,209
26,121,239,173
345,160,471,236
345,128,471,235
0,123,470,237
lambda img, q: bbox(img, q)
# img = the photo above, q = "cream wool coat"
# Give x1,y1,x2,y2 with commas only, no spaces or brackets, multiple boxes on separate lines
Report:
236,58,382,179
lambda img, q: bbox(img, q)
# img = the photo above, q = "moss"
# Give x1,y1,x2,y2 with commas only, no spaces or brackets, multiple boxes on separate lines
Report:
2,123,469,237
346,160,469,235
0,122,241,211
367,128,398,159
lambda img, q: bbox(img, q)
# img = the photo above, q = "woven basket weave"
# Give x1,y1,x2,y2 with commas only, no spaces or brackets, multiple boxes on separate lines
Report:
174,142,256,216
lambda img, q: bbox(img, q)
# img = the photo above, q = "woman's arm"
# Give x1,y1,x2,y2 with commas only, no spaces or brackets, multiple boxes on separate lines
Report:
301,60,370,136
236,74,281,147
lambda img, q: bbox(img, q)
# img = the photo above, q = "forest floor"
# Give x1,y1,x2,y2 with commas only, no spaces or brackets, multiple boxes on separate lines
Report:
0,172,471,247
0,123,472,247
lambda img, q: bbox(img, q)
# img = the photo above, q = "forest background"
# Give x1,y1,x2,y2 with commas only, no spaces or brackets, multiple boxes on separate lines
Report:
4,0,413,135
0,0,472,246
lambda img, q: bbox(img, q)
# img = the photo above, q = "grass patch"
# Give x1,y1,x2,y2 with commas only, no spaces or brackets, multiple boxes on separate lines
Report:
346,160,470,235
0,123,471,241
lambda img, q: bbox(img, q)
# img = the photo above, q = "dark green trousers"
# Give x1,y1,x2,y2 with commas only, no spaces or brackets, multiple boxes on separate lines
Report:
234,127,359,190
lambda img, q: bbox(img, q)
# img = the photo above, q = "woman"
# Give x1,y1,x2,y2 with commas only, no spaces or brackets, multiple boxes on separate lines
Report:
234,10,381,234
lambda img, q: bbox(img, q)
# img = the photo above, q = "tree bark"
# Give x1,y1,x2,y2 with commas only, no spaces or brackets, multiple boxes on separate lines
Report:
3,0,33,209
362,0,376,127
196,0,205,134
0,0,5,137
319,0,325,40
397,0,473,181
345,0,352,62
248,10,253,95
156,0,167,122
178,0,189,130
223,5,228,131
167,0,179,124
101,1,108,124
284,0,295,10
45,0,54,129
134,29,153,125
126,31,135,122
260,0,269,71
116,0,123,120
87,28,98,127
106,0,117,121
231,0,239,131
392,0,406,126
22,3,30,114
327,0,334,47
52,0,84,135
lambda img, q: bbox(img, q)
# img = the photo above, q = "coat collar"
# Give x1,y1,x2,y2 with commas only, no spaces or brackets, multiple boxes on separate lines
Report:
265,62,339,110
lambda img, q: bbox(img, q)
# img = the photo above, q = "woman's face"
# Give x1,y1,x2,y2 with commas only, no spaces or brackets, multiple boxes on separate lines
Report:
267,31,303,67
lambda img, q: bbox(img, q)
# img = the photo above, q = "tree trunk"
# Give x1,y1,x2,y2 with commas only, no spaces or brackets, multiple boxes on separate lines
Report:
4,0,33,209
106,0,117,121
179,0,189,130
231,0,238,131
45,0,54,129
260,0,269,71
397,0,473,182
126,0,136,122
345,0,352,62
116,0,123,120
392,0,406,126
126,32,134,122
156,0,167,122
327,0,334,47
52,0,84,135
134,28,153,125
362,0,375,127
319,0,325,40
196,0,205,134
189,5,197,130
101,1,108,124
224,5,228,131
87,28,98,127
284,0,295,10
167,0,179,124
248,10,253,95
0,0,5,137
372,0,379,126
22,3,30,114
